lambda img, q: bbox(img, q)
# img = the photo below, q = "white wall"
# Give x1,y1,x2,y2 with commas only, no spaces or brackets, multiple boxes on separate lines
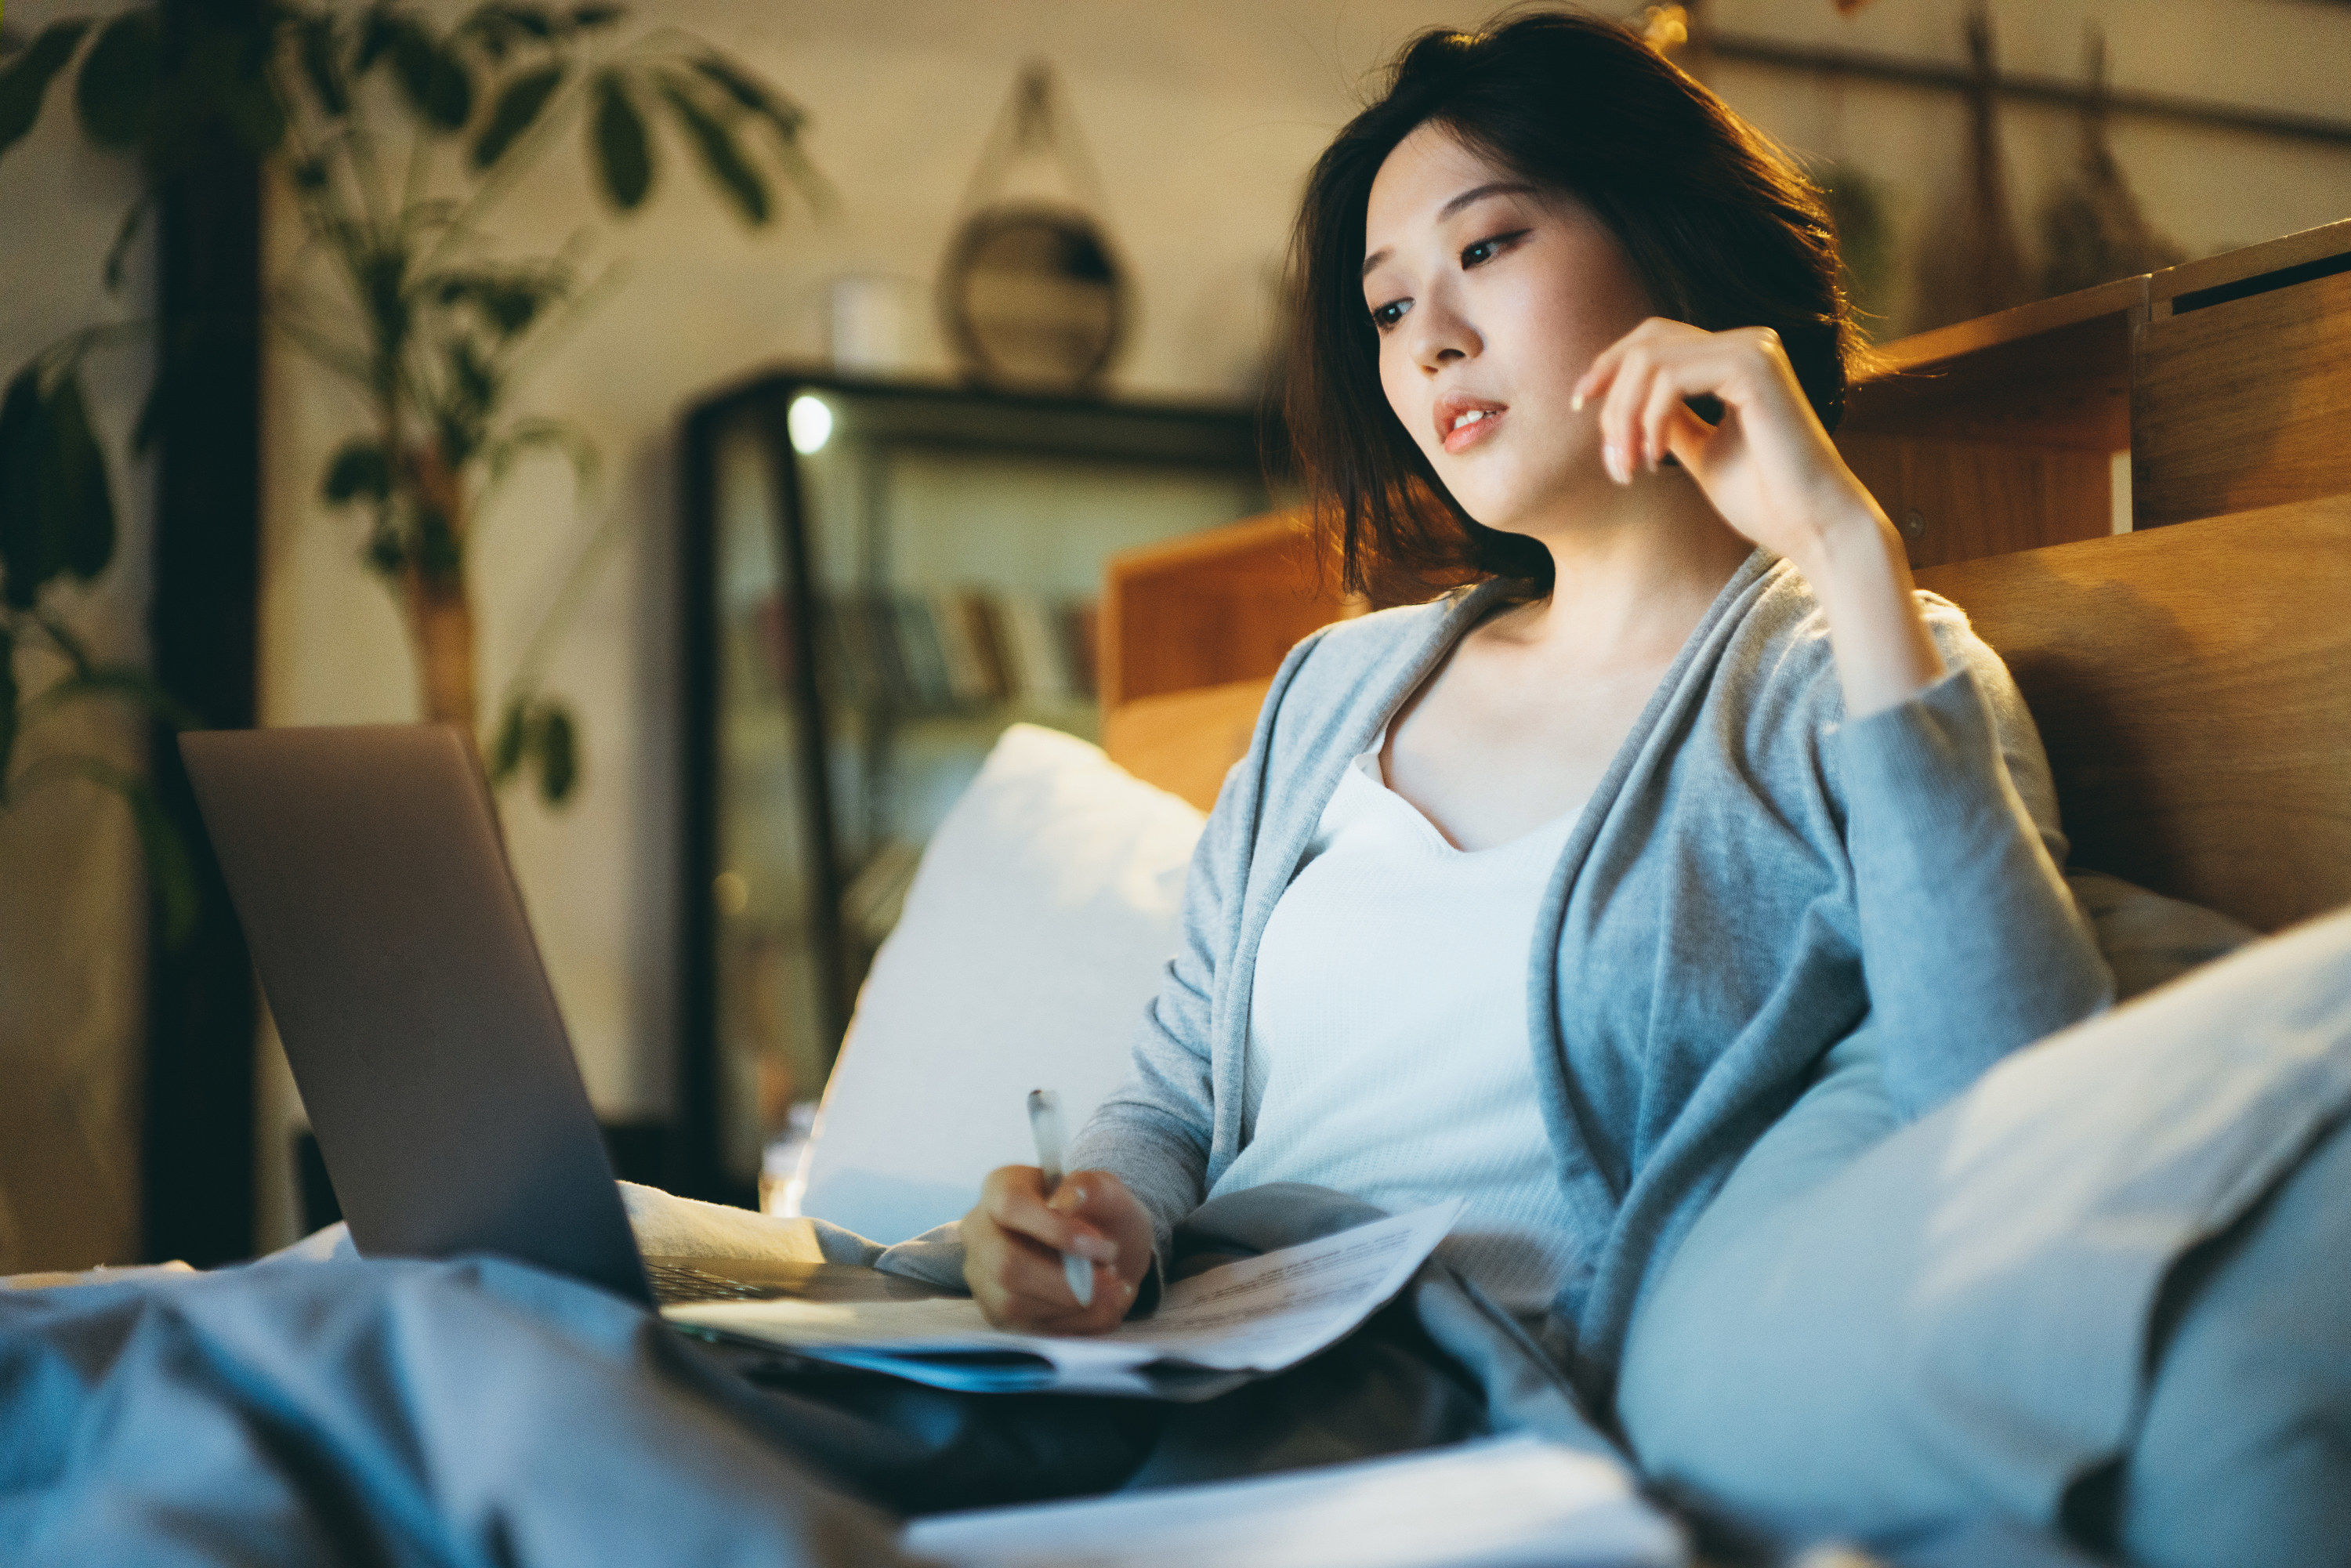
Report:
0,0,155,1269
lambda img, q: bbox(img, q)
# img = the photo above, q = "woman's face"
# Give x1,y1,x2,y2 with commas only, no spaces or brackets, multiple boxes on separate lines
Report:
1362,123,1656,533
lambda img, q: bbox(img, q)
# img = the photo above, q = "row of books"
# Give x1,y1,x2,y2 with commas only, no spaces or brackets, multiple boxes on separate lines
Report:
752,589,1101,711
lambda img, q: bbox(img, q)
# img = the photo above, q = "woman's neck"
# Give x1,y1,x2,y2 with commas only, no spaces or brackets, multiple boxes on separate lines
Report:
1499,469,1753,672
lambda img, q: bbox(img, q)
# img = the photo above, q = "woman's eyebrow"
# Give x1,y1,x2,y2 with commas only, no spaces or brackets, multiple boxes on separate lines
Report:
1437,179,1537,222
1360,181,1539,279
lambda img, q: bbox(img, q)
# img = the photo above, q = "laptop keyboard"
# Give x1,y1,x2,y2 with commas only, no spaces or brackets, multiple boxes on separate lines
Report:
644,1262,788,1305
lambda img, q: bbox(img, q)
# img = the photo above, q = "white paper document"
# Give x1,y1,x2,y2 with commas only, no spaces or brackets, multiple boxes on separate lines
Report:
902,1435,1687,1568
665,1200,1461,1396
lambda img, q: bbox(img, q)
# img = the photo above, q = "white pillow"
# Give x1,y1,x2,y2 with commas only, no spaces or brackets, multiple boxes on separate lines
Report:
1617,903,2351,1545
790,724,1208,1243
2066,868,2256,1002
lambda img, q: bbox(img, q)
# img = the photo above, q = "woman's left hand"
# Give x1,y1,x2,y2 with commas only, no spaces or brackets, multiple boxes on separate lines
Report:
1573,318,1872,564
1574,318,1946,718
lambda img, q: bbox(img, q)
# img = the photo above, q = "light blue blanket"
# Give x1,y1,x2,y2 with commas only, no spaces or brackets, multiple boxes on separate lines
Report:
0,1254,905,1567
0,1193,2110,1568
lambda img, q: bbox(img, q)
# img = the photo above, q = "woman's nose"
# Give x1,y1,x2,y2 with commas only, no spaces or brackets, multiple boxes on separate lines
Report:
1405,292,1477,373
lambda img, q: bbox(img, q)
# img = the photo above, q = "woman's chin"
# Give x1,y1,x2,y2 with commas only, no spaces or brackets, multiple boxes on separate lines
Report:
1450,467,1612,540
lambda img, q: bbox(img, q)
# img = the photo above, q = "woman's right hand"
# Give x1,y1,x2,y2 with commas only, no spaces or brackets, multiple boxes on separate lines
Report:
962,1164,1152,1334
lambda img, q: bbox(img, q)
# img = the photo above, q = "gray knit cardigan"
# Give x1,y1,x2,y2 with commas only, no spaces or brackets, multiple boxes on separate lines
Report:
1067,551,2114,1412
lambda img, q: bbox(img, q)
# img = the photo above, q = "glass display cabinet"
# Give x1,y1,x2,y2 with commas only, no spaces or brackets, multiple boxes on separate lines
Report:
678,373,1278,1203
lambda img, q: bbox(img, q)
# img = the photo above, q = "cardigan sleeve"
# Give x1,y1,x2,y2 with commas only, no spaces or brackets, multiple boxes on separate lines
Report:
1831,611,2114,1118
1066,726,1257,1286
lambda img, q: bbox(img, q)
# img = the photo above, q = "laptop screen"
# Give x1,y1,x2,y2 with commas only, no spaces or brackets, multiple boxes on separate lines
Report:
183,724,650,1306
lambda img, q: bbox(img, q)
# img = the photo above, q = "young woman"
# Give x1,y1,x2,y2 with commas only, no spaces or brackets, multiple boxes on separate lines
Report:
961,12,2110,1407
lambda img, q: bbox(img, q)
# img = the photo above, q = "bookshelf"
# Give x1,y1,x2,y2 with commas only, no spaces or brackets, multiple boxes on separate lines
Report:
678,372,1279,1200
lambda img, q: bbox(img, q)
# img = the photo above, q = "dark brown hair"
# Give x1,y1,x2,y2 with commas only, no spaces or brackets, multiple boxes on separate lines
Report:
1285,9,1861,600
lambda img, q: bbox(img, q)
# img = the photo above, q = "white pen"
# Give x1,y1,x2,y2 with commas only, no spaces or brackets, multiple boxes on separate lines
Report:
1025,1088,1096,1309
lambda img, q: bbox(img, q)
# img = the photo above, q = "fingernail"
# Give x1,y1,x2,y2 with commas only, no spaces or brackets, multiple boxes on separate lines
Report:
1071,1235,1117,1263
1570,390,1585,412
1603,444,1628,484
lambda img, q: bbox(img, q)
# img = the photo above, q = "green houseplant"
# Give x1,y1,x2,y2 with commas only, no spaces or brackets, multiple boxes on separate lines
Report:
0,328,200,940
0,1,823,802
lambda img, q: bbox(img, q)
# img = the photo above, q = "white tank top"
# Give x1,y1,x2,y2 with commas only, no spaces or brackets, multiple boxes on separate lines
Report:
1207,737,1588,1318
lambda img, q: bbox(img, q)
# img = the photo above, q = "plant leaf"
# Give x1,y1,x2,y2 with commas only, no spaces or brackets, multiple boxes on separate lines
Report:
389,20,436,107
690,57,828,215
118,772,198,949
33,609,96,675
11,755,197,943
412,503,461,578
131,361,168,457
589,71,650,211
479,277,548,335
0,20,90,158
322,440,392,505
0,624,17,791
74,9,159,150
355,7,399,76
457,4,554,58
390,18,473,132
450,338,497,409
28,664,205,730
471,61,561,168
489,695,527,782
533,700,577,804
365,522,404,576
102,194,149,292
501,5,558,39
46,372,116,582
689,55,802,137
183,23,288,158
454,10,511,63
485,4,556,41
297,14,350,117
657,77,766,226
0,368,107,605
487,416,597,491
0,366,47,608
360,246,412,369
427,267,559,337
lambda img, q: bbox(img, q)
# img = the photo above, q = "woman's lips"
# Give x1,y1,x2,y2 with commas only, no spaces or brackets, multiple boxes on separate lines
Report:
1440,404,1505,454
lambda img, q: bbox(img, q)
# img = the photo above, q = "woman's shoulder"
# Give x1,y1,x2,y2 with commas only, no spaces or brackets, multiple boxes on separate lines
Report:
1730,561,1999,701
1275,585,1487,702
1312,585,1479,650
1239,586,1494,784
1696,562,2013,769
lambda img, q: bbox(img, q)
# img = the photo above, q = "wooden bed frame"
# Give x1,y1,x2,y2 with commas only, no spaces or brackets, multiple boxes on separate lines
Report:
1098,222,2351,935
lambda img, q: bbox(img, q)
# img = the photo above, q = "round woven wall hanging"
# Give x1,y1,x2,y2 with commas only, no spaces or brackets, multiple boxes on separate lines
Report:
938,63,1130,394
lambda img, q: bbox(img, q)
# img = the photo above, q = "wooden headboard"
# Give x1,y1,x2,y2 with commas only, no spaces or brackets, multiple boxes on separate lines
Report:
1095,224,2351,934
1916,499,2349,932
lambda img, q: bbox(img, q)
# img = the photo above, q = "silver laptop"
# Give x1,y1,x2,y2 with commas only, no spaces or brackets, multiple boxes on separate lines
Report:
181,724,937,1308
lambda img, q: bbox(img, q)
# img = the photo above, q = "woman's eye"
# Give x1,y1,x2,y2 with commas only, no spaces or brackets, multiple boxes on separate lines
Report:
1460,230,1528,269
1369,299,1409,332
